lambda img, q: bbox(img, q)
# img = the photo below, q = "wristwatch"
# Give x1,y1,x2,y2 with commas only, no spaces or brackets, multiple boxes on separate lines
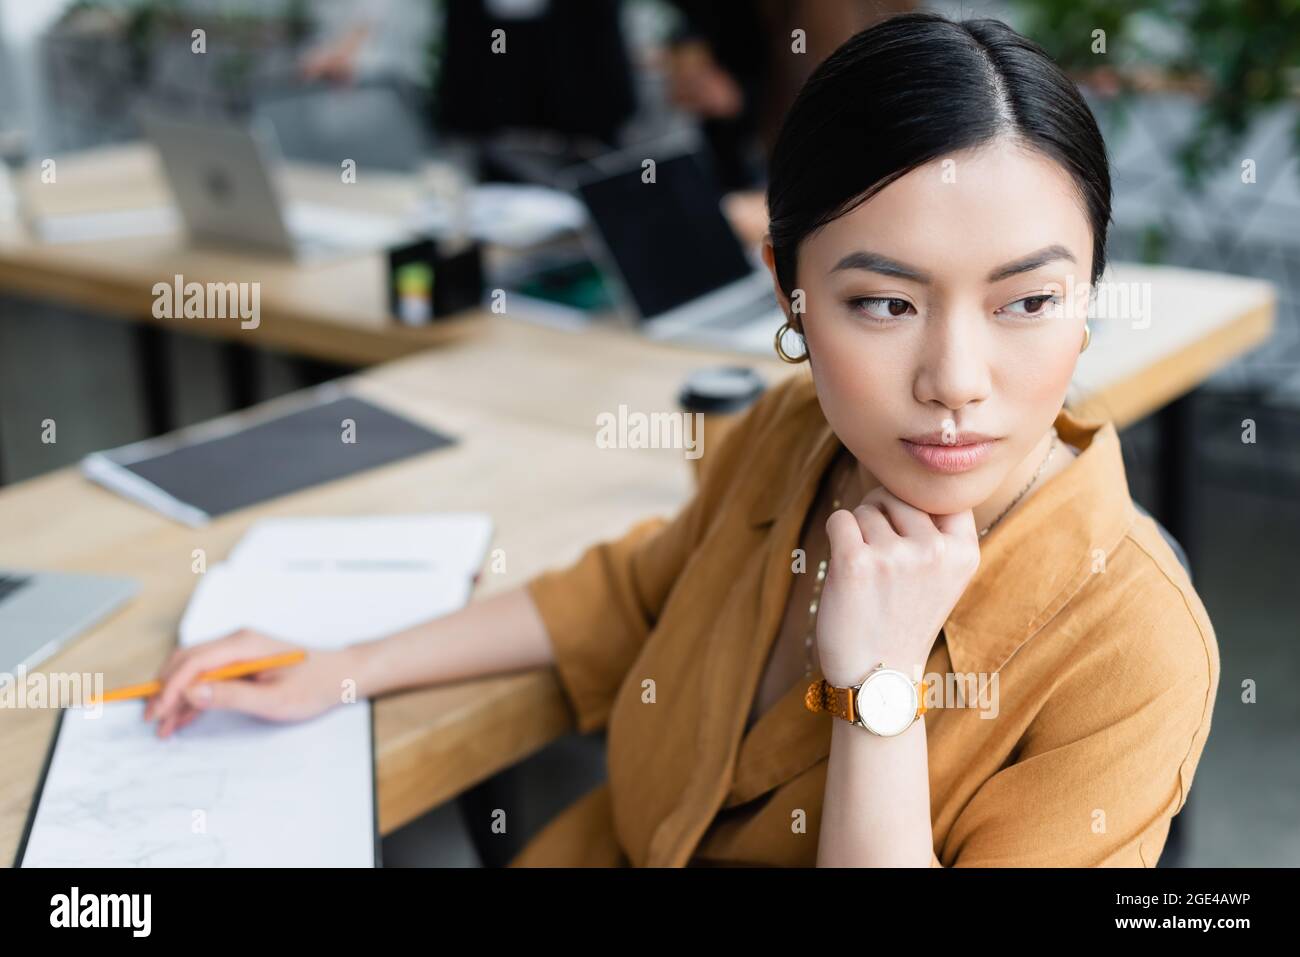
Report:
804,662,928,736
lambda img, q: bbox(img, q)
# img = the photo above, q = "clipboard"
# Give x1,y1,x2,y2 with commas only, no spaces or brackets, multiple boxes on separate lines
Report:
14,702,383,868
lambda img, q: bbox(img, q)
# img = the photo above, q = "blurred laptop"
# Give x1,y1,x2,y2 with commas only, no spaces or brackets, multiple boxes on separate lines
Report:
139,111,412,261
562,144,784,354
0,569,136,674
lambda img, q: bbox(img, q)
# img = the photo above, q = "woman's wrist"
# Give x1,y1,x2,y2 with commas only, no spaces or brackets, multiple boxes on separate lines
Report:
340,638,388,699
822,648,928,688
339,614,461,700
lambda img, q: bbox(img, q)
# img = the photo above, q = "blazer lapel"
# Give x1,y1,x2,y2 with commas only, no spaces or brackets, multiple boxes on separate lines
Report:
645,407,842,866
713,415,845,810
724,665,832,808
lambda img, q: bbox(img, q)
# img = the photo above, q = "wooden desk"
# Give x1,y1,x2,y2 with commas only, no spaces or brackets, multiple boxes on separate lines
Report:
0,318,797,864
1068,263,1277,426
0,143,481,366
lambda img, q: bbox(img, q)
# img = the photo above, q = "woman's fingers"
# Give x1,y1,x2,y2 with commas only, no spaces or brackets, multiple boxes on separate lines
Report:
145,646,197,720
852,502,897,545
867,488,940,538
148,630,267,724
828,485,941,557
184,677,283,720
825,508,865,558
157,701,196,739
932,506,979,539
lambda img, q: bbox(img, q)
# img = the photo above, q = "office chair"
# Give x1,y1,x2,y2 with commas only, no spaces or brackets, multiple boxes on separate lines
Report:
1132,499,1195,867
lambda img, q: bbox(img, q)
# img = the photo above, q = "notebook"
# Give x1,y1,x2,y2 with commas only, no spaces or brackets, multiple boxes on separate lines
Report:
82,385,456,526
180,513,495,649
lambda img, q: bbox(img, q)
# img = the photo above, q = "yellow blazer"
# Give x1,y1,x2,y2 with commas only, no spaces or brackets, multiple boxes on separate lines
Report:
510,371,1219,867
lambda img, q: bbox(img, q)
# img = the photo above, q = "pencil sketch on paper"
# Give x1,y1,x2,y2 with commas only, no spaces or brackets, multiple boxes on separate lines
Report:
20,701,374,867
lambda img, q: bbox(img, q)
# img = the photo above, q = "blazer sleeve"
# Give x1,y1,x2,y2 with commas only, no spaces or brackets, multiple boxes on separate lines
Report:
937,594,1218,867
524,377,795,734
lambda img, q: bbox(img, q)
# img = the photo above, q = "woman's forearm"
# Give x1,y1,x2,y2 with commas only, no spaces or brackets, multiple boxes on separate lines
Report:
344,585,554,698
817,711,938,867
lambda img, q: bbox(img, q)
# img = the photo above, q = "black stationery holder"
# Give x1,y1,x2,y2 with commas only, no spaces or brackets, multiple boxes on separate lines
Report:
388,235,485,324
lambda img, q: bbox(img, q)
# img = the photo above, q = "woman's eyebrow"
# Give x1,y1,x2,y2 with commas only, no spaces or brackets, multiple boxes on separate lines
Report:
828,244,1077,284
828,251,932,283
986,244,1076,282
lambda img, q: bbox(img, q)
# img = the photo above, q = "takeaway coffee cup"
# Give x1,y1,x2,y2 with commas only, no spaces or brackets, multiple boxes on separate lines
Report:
677,366,766,481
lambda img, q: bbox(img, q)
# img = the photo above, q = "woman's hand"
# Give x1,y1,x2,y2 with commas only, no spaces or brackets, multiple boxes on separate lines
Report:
298,25,369,85
143,629,359,738
817,485,981,687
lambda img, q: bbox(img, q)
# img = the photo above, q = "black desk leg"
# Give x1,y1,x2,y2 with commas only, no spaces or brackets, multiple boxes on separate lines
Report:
133,324,174,436
455,769,523,868
220,340,260,411
1155,389,1199,577
294,356,352,389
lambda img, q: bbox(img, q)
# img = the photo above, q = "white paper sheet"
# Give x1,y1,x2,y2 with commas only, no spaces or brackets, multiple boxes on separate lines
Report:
179,564,473,649
227,512,492,575
19,702,374,867
32,206,179,244
408,183,586,247
182,512,492,648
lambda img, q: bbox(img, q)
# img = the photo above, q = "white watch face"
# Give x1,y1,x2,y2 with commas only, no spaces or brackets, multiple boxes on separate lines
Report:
857,670,917,736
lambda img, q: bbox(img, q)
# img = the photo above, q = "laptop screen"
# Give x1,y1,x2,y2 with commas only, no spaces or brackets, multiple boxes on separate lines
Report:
574,151,756,321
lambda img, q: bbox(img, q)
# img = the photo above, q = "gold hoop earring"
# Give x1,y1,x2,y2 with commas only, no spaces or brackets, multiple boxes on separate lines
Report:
774,320,809,363
1080,322,1091,354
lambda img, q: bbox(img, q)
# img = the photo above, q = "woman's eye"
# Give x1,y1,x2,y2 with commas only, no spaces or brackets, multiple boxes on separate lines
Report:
850,297,914,321
1001,295,1063,318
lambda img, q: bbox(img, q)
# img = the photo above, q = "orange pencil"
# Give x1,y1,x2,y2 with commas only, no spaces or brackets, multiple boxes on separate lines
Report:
88,650,308,705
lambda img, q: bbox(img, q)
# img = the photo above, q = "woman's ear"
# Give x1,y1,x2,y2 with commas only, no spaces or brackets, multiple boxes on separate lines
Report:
761,238,793,318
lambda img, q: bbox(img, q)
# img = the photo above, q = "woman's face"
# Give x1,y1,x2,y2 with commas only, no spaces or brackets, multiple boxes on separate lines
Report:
764,139,1094,517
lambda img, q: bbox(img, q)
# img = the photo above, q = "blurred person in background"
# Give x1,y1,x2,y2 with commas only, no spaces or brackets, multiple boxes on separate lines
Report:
300,0,636,148
659,0,910,192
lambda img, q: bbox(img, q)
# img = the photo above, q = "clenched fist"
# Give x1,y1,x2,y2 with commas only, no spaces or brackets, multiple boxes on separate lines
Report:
816,484,981,687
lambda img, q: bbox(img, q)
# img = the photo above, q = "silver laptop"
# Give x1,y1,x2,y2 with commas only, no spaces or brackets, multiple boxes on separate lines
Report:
138,111,412,261
562,143,785,354
0,569,137,674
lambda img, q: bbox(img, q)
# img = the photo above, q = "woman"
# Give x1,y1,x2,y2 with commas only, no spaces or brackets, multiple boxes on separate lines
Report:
145,12,1218,867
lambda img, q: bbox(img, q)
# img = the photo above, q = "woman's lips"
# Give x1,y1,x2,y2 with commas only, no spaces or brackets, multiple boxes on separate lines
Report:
900,438,998,474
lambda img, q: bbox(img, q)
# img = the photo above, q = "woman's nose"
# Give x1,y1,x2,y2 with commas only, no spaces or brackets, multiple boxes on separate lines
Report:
913,312,992,411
